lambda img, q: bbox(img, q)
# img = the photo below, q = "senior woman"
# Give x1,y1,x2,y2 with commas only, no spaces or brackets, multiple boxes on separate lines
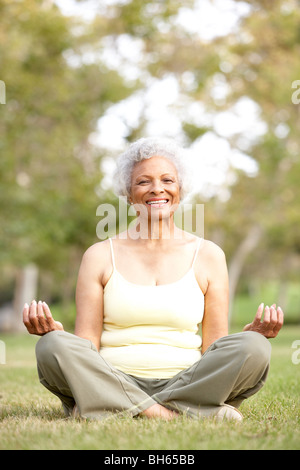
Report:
23,137,283,422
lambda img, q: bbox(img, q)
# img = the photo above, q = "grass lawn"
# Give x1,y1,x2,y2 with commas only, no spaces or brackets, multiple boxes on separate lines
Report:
0,325,299,450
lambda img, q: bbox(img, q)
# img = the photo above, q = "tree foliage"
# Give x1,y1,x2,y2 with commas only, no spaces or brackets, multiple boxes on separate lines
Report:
0,0,136,274
0,0,299,319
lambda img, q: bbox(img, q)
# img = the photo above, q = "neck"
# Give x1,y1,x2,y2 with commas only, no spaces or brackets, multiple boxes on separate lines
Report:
128,215,180,242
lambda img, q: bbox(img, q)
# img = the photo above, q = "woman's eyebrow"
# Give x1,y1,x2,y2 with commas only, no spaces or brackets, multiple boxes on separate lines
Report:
136,173,176,179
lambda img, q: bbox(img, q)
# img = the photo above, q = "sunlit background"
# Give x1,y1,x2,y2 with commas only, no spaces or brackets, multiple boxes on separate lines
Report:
1,0,300,332
55,0,261,198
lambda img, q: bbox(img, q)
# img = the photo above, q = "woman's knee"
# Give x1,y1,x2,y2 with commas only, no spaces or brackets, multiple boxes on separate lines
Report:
35,330,68,366
238,331,271,367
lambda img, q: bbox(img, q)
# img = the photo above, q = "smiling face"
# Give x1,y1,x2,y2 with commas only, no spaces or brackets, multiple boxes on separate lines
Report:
129,156,180,218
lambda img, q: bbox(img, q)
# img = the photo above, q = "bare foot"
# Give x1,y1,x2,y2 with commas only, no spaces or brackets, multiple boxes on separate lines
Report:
140,403,179,420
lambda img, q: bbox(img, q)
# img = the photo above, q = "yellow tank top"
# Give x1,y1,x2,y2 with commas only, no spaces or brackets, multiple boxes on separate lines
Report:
100,237,204,378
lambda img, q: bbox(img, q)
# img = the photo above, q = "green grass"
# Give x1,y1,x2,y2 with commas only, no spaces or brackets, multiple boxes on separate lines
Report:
0,326,300,450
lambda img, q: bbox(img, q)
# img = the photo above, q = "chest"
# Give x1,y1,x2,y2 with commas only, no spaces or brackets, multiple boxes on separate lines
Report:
104,269,205,330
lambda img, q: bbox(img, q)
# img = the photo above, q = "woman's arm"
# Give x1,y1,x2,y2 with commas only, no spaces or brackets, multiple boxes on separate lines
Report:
74,244,105,351
23,243,106,347
199,241,284,353
200,242,229,354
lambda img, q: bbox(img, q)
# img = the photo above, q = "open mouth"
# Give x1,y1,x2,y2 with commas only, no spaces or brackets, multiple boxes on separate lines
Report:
146,199,169,206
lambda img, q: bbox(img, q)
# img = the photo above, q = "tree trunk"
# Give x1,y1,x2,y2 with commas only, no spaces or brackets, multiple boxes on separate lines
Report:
276,253,294,313
228,225,263,325
12,264,39,332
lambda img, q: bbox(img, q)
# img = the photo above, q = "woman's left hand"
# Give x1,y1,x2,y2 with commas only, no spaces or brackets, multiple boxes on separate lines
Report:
23,300,64,336
243,303,284,339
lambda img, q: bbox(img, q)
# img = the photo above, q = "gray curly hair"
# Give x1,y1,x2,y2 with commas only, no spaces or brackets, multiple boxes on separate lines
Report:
113,137,191,202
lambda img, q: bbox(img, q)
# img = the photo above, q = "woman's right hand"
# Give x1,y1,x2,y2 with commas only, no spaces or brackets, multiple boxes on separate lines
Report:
23,300,64,336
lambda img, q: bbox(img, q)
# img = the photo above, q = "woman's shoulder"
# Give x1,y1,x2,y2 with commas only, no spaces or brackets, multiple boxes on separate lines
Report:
201,239,226,258
192,237,226,270
83,232,135,256
181,231,225,257
82,239,112,262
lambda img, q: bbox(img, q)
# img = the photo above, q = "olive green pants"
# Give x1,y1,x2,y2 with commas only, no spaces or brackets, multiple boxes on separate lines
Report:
35,330,271,420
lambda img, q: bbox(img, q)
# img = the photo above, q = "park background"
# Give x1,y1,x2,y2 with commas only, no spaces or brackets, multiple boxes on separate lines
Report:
0,0,299,450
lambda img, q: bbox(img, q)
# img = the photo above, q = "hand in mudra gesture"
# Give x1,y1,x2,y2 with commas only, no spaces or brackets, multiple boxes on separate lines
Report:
243,303,284,339
23,300,64,336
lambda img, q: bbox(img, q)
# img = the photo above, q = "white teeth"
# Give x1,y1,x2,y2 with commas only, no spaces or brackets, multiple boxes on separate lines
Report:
146,200,168,205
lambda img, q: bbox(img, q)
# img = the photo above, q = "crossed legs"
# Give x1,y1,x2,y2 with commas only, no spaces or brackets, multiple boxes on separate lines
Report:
35,330,271,420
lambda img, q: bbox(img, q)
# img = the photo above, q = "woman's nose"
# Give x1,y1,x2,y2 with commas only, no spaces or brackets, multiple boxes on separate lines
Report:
150,180,164,193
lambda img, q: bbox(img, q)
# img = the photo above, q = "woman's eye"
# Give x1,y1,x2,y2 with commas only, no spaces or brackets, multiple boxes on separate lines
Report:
137,178,174,184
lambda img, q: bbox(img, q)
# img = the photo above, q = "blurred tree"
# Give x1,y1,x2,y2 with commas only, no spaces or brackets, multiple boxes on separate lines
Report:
104,0,300,322
73,0,300,323
194,0,300,321
1,0,299,331
0,0,136,329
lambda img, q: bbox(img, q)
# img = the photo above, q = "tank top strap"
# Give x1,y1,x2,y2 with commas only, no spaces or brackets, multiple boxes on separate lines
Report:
108,238,116,269
191,238,203,268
